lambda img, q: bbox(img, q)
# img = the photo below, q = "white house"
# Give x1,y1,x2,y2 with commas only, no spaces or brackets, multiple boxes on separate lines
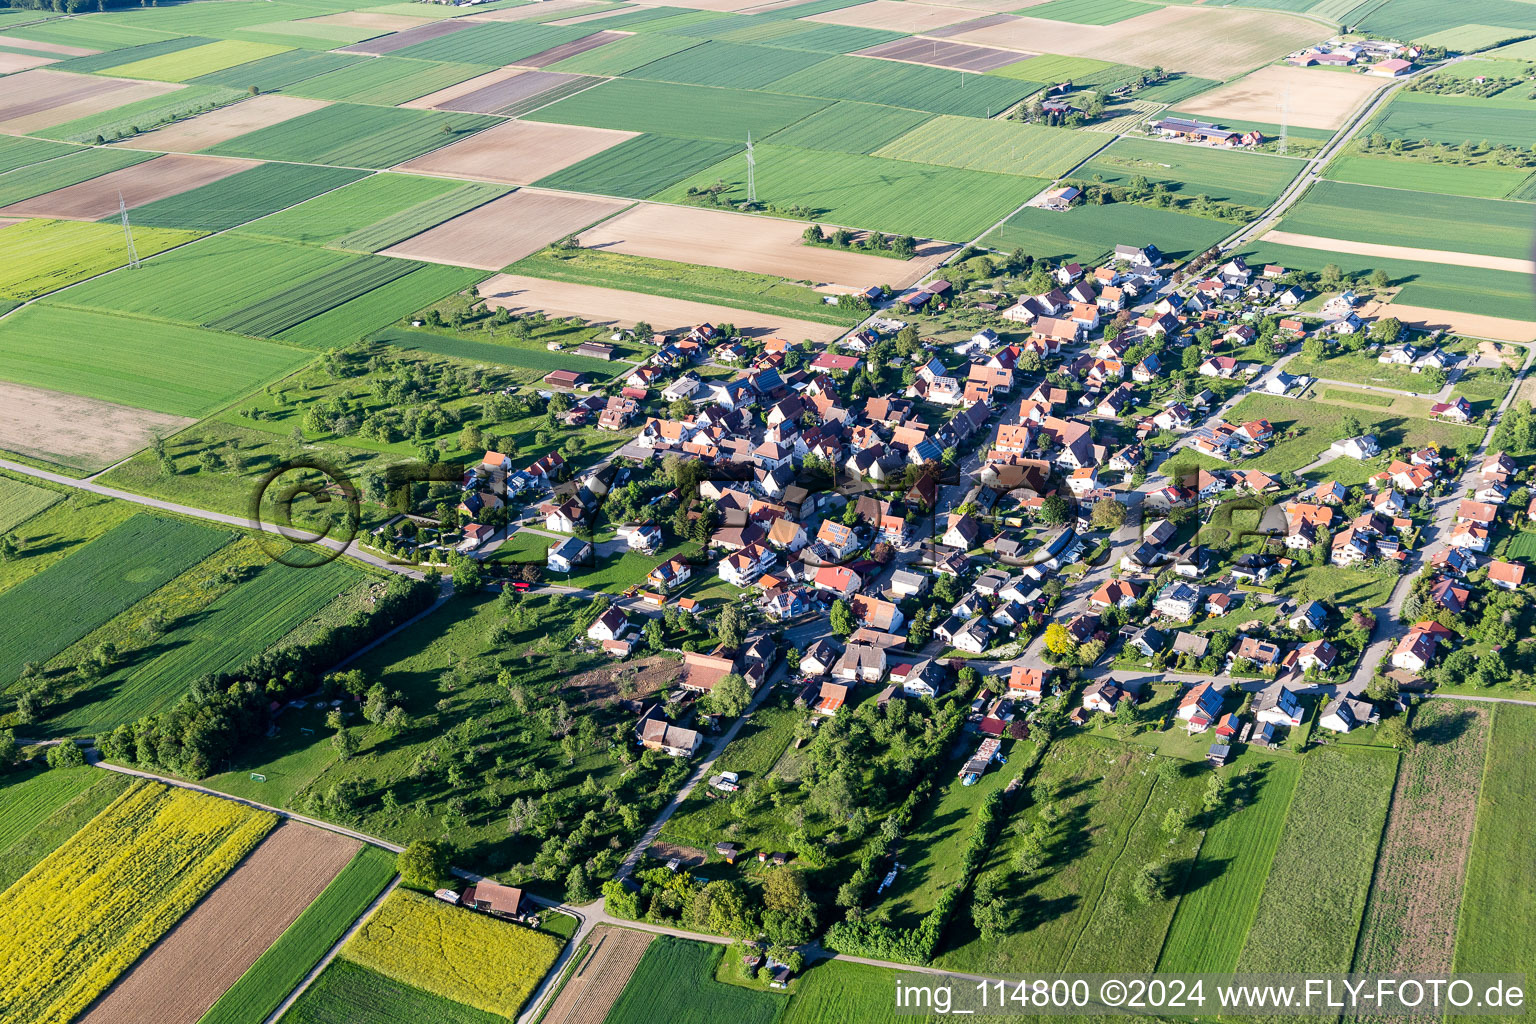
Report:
1253,682,1304,727
1319,695,1379,733
1154,581,1201,620
587,607,629,643
547,536,591,573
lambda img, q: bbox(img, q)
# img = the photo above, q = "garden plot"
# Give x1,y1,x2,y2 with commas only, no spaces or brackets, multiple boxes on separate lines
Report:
855,36,1027,72
0,381,193,473
76,823,360,1024
113,94,329,153
944,6,1328,79
477,272,849,341
0,52,56,74
807,0,988,33
0,69,182,134
1262,230,1536,275
341,17,477,55
577,202,949,290
1178,64,1384,131
383,189,627,269
0,153,258,221
540,926,654,1024
394,118,632,185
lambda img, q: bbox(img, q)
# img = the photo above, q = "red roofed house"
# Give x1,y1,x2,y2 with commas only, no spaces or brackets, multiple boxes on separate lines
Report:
813,564,862,598
810,352,861,373
1489,560,1526,589
1177,681,1223,733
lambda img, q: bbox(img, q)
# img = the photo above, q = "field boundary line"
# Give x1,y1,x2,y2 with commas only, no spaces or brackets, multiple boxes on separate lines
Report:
259,873,402,1024
1447,702,1502,973
1056,767,1157,971
1344,746,1405,974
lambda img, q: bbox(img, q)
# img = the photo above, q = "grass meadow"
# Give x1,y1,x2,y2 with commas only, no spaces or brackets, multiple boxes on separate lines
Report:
873,115,1108,178
1322,154,1533,201
984,201,1231,264
1279,179,1536,261
284,959,503,1024
0,476,62,534
1074,136,1306,209
0,220,203,301
1371,91,1535,149
199,845,398,1024
605,936,787,1024
1236,747,1397,973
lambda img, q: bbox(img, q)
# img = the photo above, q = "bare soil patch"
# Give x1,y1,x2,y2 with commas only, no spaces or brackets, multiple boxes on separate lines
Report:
113,94,330,153
400,66,527,109
0,381,194,473
0,69,181,134
539,926,654,1024
578,202,951,291
1354,298,1536,344
341,17,475,55
856,36,1024,71
1179,65,1384,131
646,842,706,866
0,32,98,56
410,69,589,114
299,11,435,33
0,51,57,74
393,119,635,184
0,153,259,221
477,271,849,341
78,822,361,1024
568,653,680,705
925,13,1022,38
384,189,628,269
808,1,988,32
1476,341,1523,368
945,6,1328,79
466,0,612,20
1262,230,1536,275
550,6,652,26
1348,703,1487,1024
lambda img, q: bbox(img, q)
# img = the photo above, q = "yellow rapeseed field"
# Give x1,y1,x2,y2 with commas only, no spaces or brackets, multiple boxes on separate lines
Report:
0,779,275,1024
343,889,562,1018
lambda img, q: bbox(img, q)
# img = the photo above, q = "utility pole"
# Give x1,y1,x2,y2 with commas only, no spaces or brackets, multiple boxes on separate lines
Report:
119,191,140,269
745,131,756,204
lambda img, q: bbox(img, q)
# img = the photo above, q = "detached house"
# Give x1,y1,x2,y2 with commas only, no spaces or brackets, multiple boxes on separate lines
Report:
1177,682,1224,733
1253,682,1304,727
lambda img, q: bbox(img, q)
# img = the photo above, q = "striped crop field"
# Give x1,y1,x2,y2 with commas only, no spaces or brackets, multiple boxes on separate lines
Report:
123,163,369,233
532,134,741,199
0,219,203,300
286,57,491,107
203,254,424,336
331,182,509,252
100,39,291,82
197,845,398,1024
0,781,276,1024
0,513,230,687
276,263,486,348
203,103,502,170
0,476,62,533
0,148,156,208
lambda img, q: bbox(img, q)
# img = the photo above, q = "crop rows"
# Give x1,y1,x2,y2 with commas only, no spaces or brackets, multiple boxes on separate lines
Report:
288,57,490,107
285,959,502,1024
875,114,1109,179
627,39,827,89
0,772,134,892
0,766,100,852
1373,92,1535,148
103,38,290,82
764,100,931,155
0,781,276,1024
0,475,62,534
38,84,246,145
205,254,422,336
0,135,80,175
127,163,368,233
53,557,360,734
1281,179,1536,260
0,219,203,301
534,133,741,198
604,936,783,1024
198,846,397,1024
343,889,563,1019
52,34,213,74
189,48,365,91
526,78,829,143
205,103,502,170
763,55,1034,118
0,147,155,207
1076,136,1306,208
332,182,510,252
0,513,230,686
391,22,588,65
277,263,487,349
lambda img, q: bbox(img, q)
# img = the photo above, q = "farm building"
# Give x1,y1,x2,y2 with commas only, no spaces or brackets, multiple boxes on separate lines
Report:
461,879,524,919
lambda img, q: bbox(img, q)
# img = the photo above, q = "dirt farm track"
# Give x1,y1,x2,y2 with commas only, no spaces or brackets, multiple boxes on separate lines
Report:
77,823,360,1024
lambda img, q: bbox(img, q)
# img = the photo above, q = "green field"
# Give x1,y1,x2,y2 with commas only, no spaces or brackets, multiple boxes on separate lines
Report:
1372,91,1535,148
376,326,629,377
991,52,1139,85
1322,153,1534,201
0,137,80,176
1157,756,1301,972
763,100,932,155
0,514,230,689
1279,179,1536,260
283,958,502,1024
330,182,509,252
625,39,828,89
984,200,1230,263
187,48,365,90
723,19,903,53
781,959,897,1024
102,38,290,81
235,172,472,246
873,115,1108,178
547,32,703,75
286,56,491,106
204,103,502,170
0,148,156,208
51,33,212,73
0,476,62,534
1235,240,1536,322
607,937,786,1024
527,78,830,142
1454,703,1536,993
0,304,310,415
1357,0,1536,47
0,767,100,852
52,557,362,734
122,163,367,233
198,846,398,1024
510,248,863,326
1025,0,1164,24
204,255,424,337
0,769,133,891
1074,136,1306,208
653,144,1039,242
765,54,1032,118
1236,747,1397,973
0,219,203,302
392,22,588,65
276,263,487,348
532,133,741,199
